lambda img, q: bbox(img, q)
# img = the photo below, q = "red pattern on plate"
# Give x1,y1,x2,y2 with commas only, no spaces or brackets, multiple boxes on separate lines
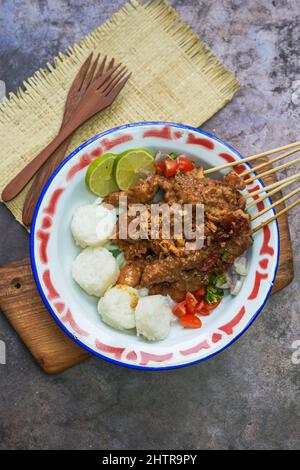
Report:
248,271,269,300
143,125,172,140
219,306,246,335
259,258,269,270
91,147,102,157
61,309,90,337
36,230,50,264
187,133,214,149
212,333,222,343
234,164,247,175
102,134,133,150
218,153,246,174
219,152,234,163
247,184,260,194
140,351,173,365
126,351,138,361
54,302,65,314
95,339,125,359
67,154,94,181
257,200,265,211
180,340,210,356
246,185,267,212
42,269,59,300
260,225,275,256
42,216,52,229
174,131,183,139
44,188,64,216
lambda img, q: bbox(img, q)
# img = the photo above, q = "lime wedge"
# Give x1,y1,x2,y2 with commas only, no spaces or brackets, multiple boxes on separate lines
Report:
114,149,155,190
85,153,119,197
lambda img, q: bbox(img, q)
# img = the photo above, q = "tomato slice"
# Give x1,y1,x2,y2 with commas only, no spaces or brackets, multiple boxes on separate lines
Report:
180,314,202,329
164,159,179,177
177,156,194,173
172,300,187,318
194,287,206,298
185,292,198,315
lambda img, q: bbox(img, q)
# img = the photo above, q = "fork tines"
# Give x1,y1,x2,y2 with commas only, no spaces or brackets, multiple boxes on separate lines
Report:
77,54,131,102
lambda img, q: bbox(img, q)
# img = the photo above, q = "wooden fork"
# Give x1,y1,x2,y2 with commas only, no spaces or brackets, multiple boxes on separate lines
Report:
22,54,115,226
2,58,131,202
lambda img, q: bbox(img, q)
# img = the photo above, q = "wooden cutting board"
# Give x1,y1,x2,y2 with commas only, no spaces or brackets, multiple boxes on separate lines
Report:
0,161,294,374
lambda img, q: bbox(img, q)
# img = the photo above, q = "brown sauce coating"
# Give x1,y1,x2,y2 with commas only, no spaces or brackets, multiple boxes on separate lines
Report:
104,167,252,300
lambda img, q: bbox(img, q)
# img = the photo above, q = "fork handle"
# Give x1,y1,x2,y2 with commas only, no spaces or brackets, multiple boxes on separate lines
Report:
22,136,72,226
1,113,85,202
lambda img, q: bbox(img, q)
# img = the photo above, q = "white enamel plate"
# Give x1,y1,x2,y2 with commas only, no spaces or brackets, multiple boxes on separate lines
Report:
30,122,279,370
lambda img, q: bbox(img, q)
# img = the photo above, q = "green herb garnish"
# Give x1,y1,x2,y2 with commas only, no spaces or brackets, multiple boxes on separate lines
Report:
168,152,178,160
205,285,224,305
116,252,125,269
110,248,122,258
221,250,231,262
105,243,122,258
210,273,226,286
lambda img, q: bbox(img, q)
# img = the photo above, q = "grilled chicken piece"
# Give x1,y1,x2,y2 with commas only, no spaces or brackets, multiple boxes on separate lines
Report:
105,165,252,300
149,271,210,302
223,171,246,190
140,233,253,287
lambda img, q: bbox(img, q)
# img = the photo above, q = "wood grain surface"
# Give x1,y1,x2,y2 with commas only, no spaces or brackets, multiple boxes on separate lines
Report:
0,259,90,373
0,159,294,373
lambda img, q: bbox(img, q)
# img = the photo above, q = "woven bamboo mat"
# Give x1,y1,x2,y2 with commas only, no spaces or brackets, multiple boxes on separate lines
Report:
0,0,239,226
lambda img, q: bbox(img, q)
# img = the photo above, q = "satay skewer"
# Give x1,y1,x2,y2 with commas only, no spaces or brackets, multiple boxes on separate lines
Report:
251,187,300,221
244,157,300,185
204,146,300,175
246,176,300,209
252,199,300,234
243,173,300,200
240,147,300,177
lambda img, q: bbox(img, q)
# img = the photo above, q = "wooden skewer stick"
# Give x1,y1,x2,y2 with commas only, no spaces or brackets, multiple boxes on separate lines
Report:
251,187,300,221
244,173,300,200
240,147,300,177
247,140,300,161
204,140,300,175
246,177,300,209
244,157,300,185
252,199,300,234
204,153,267,174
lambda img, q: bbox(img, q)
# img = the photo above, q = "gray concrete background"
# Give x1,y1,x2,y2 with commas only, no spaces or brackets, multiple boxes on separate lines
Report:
0,0,299,450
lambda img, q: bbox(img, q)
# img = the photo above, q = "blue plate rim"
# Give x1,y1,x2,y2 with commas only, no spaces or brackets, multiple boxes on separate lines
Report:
30,121,280,371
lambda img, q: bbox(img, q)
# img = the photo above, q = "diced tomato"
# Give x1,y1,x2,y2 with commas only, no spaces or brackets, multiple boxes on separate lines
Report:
156,156,194,177
164,159,179,177
180,314,202,329
195,299,210,316
177,156,194,173
195,299,205,313
155,162,165,175
197,299,221,316
185,292,198,315
197,306,210,316
172,300,187,318
205,299,221,311
196,300,221,317
194,287,206,298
